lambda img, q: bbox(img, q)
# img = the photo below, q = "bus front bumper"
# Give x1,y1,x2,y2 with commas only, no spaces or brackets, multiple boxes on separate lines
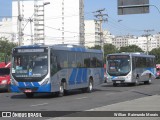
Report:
11,83,51,93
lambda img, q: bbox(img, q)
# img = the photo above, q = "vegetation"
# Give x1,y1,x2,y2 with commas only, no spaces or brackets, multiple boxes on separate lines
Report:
0,37,17,61
149,47,160,64
119,45,144,53
89,44,143,56
89,44,118,56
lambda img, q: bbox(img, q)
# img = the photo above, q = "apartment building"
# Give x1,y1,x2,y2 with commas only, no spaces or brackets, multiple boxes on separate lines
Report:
84,20,100,47
103,30,114,44
12,0,84,45
112,35,133,49
128,36,159,52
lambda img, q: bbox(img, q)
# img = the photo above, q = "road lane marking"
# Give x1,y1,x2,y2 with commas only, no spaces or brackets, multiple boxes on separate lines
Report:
31,103,48,107
105,93,116,96
75,97,88,100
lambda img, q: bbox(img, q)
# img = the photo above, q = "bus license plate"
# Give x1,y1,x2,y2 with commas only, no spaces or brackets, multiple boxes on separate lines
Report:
116,81,121,83
25,89,32,93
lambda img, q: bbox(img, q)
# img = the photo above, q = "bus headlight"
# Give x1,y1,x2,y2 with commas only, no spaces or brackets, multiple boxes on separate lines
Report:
41,78,50,86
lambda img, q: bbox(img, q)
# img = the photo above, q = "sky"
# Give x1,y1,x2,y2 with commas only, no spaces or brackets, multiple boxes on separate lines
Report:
0,0,160,36
0,0,12,18
84,0,160,36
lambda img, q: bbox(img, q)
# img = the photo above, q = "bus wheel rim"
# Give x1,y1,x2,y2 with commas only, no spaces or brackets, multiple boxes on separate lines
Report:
89,82,93,91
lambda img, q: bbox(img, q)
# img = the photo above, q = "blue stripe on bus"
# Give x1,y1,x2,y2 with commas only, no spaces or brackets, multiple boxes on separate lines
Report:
18,82,25,87
11,85,21,92
11,83,51,92
76,68,83,84
18,82,40,88
25,82,33,87
32,82,40,86
69,68,77,85
82,68,87,83
37,83,51,92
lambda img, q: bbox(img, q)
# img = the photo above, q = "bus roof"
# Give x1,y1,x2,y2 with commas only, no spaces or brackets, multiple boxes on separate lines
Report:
14,44,102,54
107,52,155,58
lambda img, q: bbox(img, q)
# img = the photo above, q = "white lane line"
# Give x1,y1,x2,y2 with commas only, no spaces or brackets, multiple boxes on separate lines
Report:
31,103,48,107
105,93,116,96
75,97,88,100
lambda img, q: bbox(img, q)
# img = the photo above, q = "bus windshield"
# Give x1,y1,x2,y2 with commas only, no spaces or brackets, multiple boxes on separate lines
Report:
12,54,48,80
107,55,131,76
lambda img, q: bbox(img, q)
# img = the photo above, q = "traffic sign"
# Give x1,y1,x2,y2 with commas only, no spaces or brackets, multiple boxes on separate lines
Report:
118,0,149,15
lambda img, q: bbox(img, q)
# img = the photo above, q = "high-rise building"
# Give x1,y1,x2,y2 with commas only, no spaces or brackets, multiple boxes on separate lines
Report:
12,0,84,45
103,30,114,44
84,20,100,47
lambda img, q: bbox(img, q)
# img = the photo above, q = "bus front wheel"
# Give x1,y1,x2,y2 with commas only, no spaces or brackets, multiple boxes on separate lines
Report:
58,82,65,97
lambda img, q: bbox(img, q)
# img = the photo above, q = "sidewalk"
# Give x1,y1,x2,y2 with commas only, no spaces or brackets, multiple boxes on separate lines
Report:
48,95,160,120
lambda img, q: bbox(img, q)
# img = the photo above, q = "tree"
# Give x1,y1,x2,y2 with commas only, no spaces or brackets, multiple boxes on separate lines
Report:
104,44,118,57
119,45,143,53
149,47,160,64
0,37,17,56
89,44,118,63
89,44,118,56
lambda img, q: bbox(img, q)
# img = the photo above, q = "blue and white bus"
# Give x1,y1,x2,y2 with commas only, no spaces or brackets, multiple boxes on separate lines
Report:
11,44,104,98
106,53,156,86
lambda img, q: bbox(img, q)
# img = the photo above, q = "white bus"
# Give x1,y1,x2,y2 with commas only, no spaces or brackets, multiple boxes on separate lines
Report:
106,53,156,86
11,44,104,98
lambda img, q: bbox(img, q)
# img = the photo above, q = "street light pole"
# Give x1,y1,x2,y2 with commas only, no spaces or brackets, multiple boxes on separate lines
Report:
43,2,50,44
18,0,23,46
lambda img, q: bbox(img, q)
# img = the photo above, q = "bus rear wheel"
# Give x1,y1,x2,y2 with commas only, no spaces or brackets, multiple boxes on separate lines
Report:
81,80,93,93
144,79,151,84
25,93,34,98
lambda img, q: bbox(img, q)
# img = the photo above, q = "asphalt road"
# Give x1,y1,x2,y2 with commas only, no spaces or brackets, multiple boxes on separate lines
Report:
0,79,160,119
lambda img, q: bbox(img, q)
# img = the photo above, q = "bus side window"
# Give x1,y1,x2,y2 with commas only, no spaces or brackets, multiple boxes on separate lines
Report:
51,53,58,75
132,57,136,70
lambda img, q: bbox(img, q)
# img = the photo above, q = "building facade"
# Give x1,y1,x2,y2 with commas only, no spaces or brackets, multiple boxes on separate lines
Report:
112,35,133,49
84,20,100,47
0,18,15,42
128,36,159,52
103,30,114,44
12,0,84,45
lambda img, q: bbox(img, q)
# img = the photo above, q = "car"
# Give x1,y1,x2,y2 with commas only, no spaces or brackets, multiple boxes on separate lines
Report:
0,62,11,92
156,64,160,79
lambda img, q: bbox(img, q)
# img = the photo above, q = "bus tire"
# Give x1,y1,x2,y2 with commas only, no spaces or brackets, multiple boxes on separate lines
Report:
144,79,151,84
88,80,93,93
135,75,139,86
135,79,139,86
58,82,65,97
81,80,93,93
25,93,34,98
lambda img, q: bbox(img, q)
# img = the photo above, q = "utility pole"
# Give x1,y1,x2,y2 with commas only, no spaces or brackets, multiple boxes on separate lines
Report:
144,29,154,55
29,18,33,45
18,0,23,46
94,8,108,58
